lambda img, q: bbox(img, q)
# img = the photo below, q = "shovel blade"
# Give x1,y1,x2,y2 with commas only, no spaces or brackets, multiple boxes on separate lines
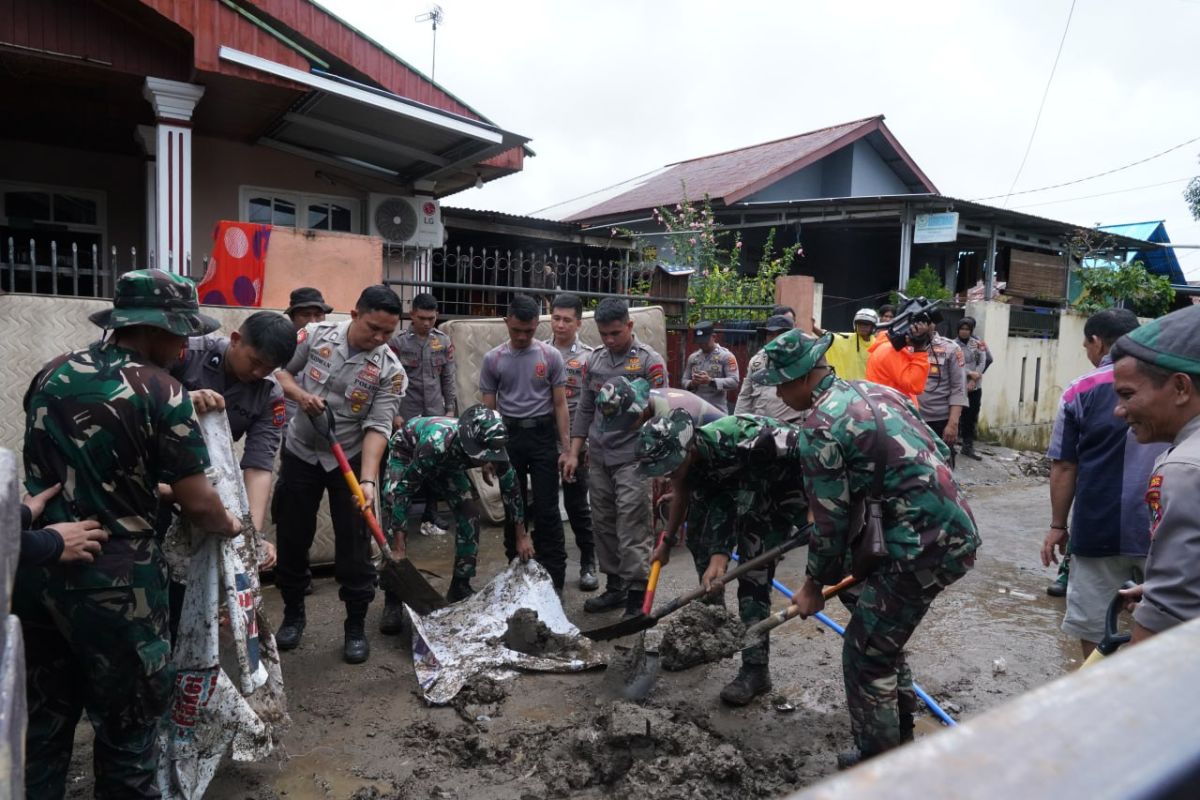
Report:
581,612,657,642
380,558,447,616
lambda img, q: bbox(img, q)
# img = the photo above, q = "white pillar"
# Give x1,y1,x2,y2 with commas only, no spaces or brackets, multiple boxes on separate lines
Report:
142,78,205,275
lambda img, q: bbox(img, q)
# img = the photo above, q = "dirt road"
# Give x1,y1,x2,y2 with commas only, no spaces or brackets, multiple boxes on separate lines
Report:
64,448,1079,799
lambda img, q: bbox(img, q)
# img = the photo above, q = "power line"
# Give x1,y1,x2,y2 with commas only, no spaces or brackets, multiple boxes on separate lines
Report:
974,133,1200,202
1010,178,1189,209
999,0,1077,208
525,166,665,217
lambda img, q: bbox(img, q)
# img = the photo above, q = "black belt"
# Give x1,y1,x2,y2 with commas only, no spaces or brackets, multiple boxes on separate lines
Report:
503,414,554,429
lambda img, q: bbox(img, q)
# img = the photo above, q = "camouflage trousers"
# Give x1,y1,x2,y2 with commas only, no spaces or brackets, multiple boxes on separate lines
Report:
13,546,173,799
385,469,480,579
840,567,959,756
686,486,804,667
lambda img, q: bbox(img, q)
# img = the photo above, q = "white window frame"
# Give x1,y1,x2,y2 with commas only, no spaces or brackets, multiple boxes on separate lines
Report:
0,180,108,240
238,185,361,234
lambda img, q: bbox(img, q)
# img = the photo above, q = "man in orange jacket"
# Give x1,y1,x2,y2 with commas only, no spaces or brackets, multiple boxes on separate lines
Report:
865,316,935,405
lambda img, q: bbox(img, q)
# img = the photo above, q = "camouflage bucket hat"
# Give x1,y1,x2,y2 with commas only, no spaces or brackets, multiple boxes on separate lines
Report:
598,377,651,432
89,269,219,337
636,407,695,477
458,404,509,462
751,330,834,386
1113,304,1200,377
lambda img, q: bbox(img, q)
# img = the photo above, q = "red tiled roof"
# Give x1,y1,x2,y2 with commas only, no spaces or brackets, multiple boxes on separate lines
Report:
567,115,935,221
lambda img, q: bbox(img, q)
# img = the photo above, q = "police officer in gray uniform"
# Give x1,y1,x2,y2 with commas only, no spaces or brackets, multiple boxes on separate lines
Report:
378,292,457,633
548,293,598,591
684,320,741,412
274,285,406,664
918,331,968,452
565,297,669,616
172,311,297,536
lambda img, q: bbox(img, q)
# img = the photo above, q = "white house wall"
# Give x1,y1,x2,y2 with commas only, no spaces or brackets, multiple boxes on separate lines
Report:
969,300,1093,451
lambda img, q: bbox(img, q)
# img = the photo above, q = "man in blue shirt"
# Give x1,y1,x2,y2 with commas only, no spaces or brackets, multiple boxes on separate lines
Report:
1042,309,1168,659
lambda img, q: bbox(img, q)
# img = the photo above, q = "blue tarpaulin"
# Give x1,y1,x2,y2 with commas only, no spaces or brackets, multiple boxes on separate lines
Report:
1097,221,1186,285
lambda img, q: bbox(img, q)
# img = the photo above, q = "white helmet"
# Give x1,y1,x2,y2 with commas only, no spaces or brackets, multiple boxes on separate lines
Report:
853,308,879,325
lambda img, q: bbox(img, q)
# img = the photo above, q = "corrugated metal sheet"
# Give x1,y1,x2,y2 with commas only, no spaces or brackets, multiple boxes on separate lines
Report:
566,116,934,222
1098,220,1185,283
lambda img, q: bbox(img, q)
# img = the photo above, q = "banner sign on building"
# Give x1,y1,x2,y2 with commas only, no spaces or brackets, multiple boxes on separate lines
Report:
914,212,960,244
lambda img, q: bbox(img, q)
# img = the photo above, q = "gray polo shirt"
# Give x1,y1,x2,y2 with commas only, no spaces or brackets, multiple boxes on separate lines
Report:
479,339,565,419
171,335,286,471
918,334,968,424
1134,414,1200,634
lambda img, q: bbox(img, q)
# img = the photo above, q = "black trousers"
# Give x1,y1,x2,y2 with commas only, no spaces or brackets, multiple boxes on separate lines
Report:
502,419,567,590
961,389,982,447
562,452,595,566
274,447,376,609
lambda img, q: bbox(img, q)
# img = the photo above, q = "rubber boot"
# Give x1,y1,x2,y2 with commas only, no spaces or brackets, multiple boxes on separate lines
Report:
379,591,405,635
446,575,475,603
719,663,772,706
343,603,370,664
276,604,306,651
899,712,915,744
621,587,646,620
583,575,627,613
579,551,599,592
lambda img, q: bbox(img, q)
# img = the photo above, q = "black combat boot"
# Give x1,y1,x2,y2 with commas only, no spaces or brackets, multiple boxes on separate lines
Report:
899,712,915,744
446,575,475,603
276,604,306,651
836,747,883,770
343,603,370,664
583,575,627,613
621,587,646,620
379,591,405,635
579,551,599,592
719,663,772,706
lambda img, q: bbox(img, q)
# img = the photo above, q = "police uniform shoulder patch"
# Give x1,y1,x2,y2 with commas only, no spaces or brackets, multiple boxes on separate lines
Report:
1146,473,1164,535
297,327,308,344
272,399,286,427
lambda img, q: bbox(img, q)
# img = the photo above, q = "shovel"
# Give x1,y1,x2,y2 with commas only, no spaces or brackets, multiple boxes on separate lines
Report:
1081,580,1137,668
620,494,673,701
581,530,808,642
738,575,858,651
312,407,446,615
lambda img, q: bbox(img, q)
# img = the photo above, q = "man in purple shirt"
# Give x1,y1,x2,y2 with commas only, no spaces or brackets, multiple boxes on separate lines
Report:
480,294,572,592
1041,309,1168,659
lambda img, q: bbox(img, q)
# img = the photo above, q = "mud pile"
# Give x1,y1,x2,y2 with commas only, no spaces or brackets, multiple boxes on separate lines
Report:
451,674,510,723
501,607,582,656
659,603,745,671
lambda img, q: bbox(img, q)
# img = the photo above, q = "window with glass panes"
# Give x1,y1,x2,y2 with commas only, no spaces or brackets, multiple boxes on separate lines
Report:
240,187,359,233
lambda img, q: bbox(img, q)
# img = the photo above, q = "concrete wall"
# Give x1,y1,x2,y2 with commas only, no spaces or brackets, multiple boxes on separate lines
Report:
0,138,144,256
850,140,910,196
969,300,1092,451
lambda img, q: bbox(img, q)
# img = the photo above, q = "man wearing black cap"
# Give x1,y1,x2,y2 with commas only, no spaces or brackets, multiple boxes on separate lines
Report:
285,286,333,329
734,315,805,422
684,320,740,412
1111,305,1200,642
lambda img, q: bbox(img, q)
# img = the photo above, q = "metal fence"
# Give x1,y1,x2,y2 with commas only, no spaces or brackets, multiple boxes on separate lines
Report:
385,244,643,318
1008,304,1061,340
0,236,196,298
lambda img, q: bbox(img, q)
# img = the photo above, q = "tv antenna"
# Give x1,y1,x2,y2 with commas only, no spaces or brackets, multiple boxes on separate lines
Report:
414,4,445,82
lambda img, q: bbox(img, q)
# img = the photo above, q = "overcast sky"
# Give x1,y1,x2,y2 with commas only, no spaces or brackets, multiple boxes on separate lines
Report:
323,0,1200,277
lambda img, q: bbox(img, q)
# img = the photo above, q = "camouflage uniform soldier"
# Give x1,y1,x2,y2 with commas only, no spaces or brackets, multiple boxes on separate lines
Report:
639,411,809,705
15,269,240,799
596,376,726,435
753,329,980,768
382,406,531,597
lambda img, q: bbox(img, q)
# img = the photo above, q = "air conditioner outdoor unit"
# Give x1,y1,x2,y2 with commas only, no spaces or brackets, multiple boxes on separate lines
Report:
368,194,444,248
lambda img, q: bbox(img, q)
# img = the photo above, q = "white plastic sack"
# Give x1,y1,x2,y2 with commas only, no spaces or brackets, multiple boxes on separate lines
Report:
411,559,605,704
156,412,287,799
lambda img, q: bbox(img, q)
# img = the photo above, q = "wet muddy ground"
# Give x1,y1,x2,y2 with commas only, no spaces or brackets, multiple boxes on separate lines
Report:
63,446,1080,799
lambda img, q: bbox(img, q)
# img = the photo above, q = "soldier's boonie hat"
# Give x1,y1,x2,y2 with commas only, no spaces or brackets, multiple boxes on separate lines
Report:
598,377,651,432
694,320,715,340
751,330,834,386
458,404,509,462
89,269,219,337
636,407,695,477
1112,304,1200,377
286,286,334,315
759,315,793,334
853,308,879,326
